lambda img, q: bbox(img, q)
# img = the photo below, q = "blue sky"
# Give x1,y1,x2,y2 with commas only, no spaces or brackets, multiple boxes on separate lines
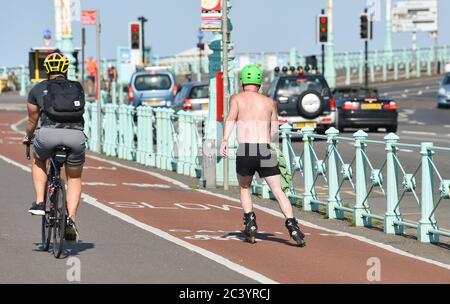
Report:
1,0,449,66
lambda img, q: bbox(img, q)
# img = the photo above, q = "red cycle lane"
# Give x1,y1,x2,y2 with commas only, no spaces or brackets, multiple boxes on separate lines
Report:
1,112,449,284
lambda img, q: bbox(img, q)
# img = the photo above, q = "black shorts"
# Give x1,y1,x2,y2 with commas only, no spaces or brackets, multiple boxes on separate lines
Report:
236,144,281,178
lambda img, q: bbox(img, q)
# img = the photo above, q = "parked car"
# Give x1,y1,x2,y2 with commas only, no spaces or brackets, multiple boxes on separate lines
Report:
437,73,450,108
333,86,398,133
173,81,209,116
128,69,177,108
267,68,336,133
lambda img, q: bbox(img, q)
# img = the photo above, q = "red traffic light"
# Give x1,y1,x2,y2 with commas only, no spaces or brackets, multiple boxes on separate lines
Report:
131,24,139,32
320,17,327,24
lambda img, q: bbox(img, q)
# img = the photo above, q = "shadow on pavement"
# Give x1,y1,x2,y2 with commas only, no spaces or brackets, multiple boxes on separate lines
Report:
225,232,300,247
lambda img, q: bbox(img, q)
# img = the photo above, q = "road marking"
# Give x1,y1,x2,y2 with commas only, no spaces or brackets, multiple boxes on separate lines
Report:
402,130,437,136
122,183,171,189
5,117,450,272
444,125,450,129
84,166,117,171
81,194,277,284
399,149,414,153
82,182,117,186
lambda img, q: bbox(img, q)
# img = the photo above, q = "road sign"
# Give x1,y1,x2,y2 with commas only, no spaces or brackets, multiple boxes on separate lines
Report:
201,0,222,32
82,10,96,26
392,0,437,32
367,0,381,22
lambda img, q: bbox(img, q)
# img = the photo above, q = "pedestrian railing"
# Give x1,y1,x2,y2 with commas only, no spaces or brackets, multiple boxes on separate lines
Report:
251,124,450,244
84,102,205,179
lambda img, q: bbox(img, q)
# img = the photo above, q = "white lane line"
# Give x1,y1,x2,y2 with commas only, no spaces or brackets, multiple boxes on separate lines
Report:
402,130,437,136
399,149,414,153
10,116,27,134
444,125,450,129
84,166,117,171
82,182,117,186
0,152,277,284
6,117,450,271
123,183,171,189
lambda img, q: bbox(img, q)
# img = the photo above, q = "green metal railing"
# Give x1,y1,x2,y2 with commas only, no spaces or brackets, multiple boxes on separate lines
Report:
84,102,205,178
251,124,450,244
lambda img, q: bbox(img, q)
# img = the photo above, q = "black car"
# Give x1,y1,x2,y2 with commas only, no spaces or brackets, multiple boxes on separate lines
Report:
333,86,398,133
267,69,336,133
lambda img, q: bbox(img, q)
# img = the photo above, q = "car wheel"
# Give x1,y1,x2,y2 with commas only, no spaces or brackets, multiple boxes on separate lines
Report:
294,90,326,119
386,126,397,133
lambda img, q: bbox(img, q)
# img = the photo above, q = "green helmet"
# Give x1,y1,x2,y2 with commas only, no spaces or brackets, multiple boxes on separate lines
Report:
240,64,263,86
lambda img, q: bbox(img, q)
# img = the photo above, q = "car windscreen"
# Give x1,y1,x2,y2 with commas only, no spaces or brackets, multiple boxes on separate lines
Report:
276,77,327,98
189,85,209,99
333,88,379,99
134,74,172,91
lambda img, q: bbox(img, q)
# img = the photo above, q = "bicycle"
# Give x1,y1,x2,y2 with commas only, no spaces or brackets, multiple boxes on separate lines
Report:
26,142,70,258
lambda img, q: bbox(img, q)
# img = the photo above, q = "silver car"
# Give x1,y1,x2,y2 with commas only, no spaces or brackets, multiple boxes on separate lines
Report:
437,73,450,108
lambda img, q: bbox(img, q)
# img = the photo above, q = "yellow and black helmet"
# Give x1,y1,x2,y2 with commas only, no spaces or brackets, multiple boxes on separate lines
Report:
44,52,69,75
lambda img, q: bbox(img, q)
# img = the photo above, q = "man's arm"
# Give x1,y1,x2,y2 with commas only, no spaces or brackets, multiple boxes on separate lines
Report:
222,95,239,143
25,103,40,142
270,100,279,142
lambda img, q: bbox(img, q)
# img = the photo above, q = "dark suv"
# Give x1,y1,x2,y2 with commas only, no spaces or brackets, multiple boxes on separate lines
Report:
267,71,336,133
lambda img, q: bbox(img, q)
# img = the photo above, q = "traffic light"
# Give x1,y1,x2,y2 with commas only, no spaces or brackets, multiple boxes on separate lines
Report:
130,22,141,50
317,15,328,44
360,13,371,40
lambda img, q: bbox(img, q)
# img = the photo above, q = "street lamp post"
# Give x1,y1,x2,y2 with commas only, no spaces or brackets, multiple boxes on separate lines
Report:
138,16,148,65
197,29,205,81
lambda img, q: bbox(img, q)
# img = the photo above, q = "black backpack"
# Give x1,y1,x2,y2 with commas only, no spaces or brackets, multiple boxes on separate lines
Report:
42,78,85,124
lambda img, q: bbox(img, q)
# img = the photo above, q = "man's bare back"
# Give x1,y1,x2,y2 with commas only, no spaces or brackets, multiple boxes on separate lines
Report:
231,91,277,144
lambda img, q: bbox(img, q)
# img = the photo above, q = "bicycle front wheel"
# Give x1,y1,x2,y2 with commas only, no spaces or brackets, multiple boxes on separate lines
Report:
52,180,67,258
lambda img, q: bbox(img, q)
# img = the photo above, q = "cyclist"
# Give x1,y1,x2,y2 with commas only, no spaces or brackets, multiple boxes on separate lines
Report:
220,64,306,247
23,52,86,243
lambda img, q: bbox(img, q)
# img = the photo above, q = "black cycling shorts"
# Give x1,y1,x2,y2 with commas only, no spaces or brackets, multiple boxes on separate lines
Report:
236,143,281,178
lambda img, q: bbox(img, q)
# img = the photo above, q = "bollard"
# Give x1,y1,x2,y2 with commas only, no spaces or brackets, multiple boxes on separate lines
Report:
190,114,199,177
326,127,344,219
302,126,317,212
146,107,156,167
83,103,92,150
155,109,163,169
384,133,403,235
393,57,398,81
353,130,371,227
112,81,117,104
345,52,351,86
280,123,293,199
418,143,439,243
20,65,26,97
166,109,175,170
177,111,186,174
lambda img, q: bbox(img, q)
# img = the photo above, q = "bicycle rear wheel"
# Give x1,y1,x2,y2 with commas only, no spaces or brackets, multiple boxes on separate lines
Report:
41,186,52,251
52,180,67,258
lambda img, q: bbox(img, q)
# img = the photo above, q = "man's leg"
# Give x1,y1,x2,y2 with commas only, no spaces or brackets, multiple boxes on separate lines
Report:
32,158,47,203
65,165,83,220
238,175,253,213
263,174,294,219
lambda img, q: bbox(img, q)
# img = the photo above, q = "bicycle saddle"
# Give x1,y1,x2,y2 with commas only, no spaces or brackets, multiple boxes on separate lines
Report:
54,146,71,164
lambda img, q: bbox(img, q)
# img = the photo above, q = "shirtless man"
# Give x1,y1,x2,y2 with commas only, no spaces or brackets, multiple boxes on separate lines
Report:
220,64,306,247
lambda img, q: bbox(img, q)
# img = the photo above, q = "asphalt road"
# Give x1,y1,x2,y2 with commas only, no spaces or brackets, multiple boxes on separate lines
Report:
0,153,256,284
